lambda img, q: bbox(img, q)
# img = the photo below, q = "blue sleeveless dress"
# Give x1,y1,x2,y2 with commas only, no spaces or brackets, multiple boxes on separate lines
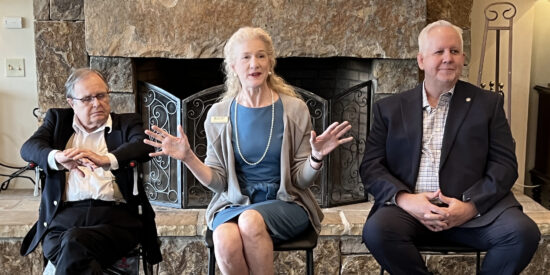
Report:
211,97,310,243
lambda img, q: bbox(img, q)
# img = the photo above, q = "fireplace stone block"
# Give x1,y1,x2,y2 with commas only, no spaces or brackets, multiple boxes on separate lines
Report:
34,21,87,111
33,0,49,20
372,59,419,95
50,0,84,20
90,56,134,94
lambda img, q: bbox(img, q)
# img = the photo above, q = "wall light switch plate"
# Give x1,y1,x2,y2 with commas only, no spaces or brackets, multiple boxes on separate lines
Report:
6,58,25,77
3,17,23,29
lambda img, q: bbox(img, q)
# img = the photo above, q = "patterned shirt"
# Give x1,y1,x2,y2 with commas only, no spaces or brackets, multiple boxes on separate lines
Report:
414,85,454,193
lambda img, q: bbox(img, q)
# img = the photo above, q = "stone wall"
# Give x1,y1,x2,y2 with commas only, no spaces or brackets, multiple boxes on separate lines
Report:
33,0,133,113
3,208,549,274
3,233,549,274
33,0,474,113
427,0,473,79
1,189,549,274
84,0,425,59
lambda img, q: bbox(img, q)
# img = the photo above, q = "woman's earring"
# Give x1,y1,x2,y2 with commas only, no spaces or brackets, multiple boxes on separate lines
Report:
268,71,272,75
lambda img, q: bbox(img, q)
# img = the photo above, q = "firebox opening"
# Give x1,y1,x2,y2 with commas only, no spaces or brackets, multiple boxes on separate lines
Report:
135,57,372,99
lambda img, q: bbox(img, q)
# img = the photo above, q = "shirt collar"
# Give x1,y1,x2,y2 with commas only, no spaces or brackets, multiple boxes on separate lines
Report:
72,114,112,134
421,82,455,110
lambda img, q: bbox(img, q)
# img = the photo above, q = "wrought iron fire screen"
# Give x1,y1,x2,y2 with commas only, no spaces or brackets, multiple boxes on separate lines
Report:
139,81,372,208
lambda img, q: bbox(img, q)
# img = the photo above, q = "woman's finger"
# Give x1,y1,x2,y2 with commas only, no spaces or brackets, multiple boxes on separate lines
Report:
325,122,339,133
143,138,162,148
177,125,185,138
144,129,163,141
149,151,166,157
332,121,351,134
335,124,352,138
310,130,317,144
338,136,354,144
151,125,170,136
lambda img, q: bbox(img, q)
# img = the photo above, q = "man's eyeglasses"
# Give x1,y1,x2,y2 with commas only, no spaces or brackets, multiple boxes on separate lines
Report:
71,92,109,104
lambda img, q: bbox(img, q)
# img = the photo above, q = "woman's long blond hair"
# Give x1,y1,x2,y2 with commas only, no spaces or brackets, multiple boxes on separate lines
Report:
220,27,299,101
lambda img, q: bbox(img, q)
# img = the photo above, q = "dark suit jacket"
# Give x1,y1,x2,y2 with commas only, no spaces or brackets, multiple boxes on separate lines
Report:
19,108,162,264
360,80,520,228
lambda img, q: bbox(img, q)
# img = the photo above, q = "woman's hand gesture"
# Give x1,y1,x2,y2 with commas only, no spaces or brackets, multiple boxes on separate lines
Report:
144,125,193,162
310,121,353,160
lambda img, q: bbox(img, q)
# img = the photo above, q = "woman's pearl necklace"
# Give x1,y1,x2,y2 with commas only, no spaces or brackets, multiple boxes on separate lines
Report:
234,89,275,166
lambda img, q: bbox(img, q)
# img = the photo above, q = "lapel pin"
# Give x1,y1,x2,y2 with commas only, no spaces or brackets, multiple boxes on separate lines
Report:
466,97,471,102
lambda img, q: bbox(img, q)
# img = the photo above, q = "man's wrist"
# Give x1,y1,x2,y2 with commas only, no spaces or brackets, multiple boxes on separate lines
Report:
390,193,398,205
106,153,118,170
387,191,404,206
48,150,63,170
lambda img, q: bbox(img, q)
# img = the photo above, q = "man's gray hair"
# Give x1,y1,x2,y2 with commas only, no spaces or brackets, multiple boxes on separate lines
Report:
418,20,463,54
65,68,109,99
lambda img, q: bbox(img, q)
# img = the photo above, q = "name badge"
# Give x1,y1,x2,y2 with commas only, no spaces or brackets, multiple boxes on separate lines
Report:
210,116,228,123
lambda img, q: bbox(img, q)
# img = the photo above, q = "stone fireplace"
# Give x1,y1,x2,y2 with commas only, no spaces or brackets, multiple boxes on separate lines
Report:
32,0,472,208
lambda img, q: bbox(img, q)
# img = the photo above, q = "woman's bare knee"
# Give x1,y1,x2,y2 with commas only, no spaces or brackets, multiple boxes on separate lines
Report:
213,223,243,259
238,210,268,238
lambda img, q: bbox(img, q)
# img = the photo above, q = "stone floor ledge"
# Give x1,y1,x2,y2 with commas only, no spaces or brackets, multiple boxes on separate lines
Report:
1,189,549,274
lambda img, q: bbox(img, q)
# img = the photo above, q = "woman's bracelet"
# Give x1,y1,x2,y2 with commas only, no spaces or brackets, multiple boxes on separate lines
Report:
310,154,323,163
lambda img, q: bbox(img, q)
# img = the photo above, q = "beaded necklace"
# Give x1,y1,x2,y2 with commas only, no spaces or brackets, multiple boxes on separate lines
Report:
234,89,274,166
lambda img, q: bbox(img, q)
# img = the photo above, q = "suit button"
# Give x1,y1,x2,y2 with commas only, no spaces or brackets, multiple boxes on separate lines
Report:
53,201,58,206
43,222,47,227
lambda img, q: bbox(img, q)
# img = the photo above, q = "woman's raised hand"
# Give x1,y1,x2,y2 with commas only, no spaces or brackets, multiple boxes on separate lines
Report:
144,125,193,162
310,121,353,159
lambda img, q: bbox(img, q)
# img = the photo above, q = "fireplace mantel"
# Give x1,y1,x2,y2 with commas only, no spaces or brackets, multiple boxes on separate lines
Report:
84,0,425,59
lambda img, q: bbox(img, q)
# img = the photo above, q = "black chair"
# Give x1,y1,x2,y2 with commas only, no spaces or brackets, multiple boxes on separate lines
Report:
379,243,483,275
205,226,318,275
44,244,154,275
37,162,157,275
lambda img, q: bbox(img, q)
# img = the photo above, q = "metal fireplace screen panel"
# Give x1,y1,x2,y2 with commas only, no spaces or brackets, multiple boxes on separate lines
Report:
328,80,373,206
182,85,225,208
293,86,329,206
139,82,182,208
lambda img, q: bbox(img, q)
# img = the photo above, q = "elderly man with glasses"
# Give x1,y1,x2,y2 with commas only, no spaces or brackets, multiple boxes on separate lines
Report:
19,68,162,274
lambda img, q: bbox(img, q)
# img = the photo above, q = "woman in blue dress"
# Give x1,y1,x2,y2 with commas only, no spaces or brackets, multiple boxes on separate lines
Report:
145,27,352,275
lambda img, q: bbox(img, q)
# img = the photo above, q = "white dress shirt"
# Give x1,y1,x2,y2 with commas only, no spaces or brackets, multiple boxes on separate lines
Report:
47,115,124,202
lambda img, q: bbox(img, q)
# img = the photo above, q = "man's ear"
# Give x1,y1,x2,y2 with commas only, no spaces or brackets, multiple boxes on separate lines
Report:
417,52,425,71
67,98,74,108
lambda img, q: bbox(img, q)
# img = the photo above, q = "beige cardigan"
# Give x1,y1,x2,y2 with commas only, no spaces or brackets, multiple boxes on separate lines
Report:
203,93,324,233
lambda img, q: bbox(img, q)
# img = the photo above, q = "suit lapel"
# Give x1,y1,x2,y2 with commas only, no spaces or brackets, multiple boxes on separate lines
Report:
401,86,423,180
58,110,76,149
440,81,476,168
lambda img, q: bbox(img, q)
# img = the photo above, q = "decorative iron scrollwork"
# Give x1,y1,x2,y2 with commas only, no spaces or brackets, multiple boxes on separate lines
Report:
328,81,372,206
139,82,182,208
139,80,373,208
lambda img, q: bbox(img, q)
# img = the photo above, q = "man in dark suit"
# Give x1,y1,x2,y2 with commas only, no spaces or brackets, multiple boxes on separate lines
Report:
20,68,162,274
360,20,540,274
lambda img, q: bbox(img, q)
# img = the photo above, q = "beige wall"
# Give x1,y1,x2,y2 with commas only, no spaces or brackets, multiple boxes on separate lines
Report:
0,0,38,188
526,0,550,187
469,0,536,188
